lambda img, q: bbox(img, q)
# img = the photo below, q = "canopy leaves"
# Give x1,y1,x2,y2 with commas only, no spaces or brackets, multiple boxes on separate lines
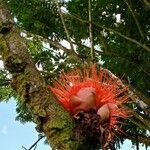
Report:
0,0,150,149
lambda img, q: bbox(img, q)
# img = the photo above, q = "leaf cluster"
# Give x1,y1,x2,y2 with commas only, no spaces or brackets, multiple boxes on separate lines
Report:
0,0,149,148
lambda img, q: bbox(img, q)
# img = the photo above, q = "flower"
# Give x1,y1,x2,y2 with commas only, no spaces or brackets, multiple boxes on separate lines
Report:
49,64,131,149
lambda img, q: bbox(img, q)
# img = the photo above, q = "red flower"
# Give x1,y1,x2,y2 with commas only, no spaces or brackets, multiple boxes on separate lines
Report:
49,64,131,148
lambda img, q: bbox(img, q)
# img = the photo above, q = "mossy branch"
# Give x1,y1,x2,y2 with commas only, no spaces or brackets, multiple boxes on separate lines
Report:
0,2,79,150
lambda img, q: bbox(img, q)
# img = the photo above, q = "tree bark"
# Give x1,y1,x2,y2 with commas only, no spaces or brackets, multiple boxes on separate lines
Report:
0,1,150,149
0,2,78,150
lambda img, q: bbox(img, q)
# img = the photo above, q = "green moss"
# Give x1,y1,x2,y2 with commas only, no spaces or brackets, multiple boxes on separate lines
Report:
0,34,9,59
44,116,79,150
12,69,46,117
49,130,75,149
13,58,22,64
0,27,79,149
32,105,47,117
39,99,81,150
1,11,80,149
0,22,3,32
13,73,28,100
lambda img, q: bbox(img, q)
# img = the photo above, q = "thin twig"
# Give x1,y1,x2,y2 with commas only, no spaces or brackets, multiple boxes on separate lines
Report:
22,146,28,150
133,112,150,129
24,29,150,77
54,0,74,51
123,132,150,146
33,144,37,150
28,136,44,150
98,35,109,54
143,0,150,9
129,118,150,131
71,40,150,77
22,30,79,58
22,136,44,150
124,0,144,38
129,86,150,106
88,0,95,61
61,10,150,52
44,38,79,58
99,67,150,130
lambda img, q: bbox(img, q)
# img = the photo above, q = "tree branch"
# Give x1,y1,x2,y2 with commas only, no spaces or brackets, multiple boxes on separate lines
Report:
124,0,144,38
22,30,79,59
29,135,44,150
1,1,150,148
88,0,95,61
124,133,150,146
98,35,109,54
129,86,150,106
22,135,44,150
62,10,150,52
54,0,74,51
100,68,150,130
132,111,150,130
0,2,78,150
143,0,150,9
72,39,150,77
22,146,28,150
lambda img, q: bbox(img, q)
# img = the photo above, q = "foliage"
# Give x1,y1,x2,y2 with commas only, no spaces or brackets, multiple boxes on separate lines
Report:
66,0,150,96
0,69,13,101
0,0,150,149
15,101,34,123
6,0,150,97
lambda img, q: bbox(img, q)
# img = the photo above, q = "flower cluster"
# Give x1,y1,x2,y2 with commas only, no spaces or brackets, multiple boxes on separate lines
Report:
49,64,131,149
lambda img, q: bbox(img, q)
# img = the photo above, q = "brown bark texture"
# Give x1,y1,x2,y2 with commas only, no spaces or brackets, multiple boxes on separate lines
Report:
0,2,79,150
0,1,150,149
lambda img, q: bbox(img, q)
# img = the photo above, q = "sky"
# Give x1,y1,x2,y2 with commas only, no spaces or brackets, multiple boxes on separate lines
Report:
0,99,149,150
0,99,51,150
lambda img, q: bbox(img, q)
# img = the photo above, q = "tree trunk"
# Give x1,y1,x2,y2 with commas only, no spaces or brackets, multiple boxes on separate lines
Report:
0,1,150,149
0,2,79,150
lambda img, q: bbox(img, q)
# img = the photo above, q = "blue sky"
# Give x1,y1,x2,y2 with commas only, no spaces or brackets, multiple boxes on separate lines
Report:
0,99,149,150
0,99,50,150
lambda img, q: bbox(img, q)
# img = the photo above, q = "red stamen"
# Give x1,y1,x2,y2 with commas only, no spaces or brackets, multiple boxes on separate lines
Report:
49,64,131,142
